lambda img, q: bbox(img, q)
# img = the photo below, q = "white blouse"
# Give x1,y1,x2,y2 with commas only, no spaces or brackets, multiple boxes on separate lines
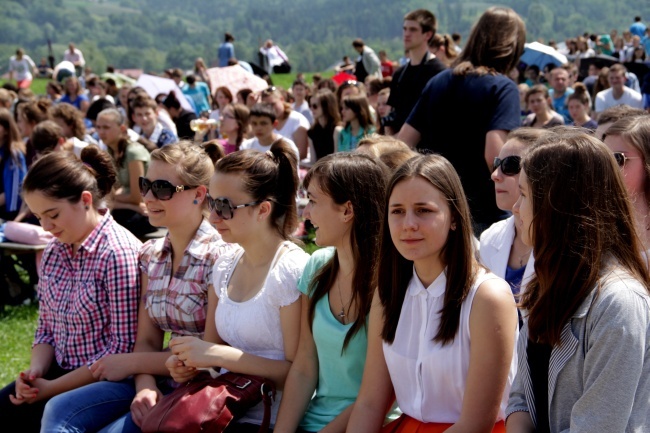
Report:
383,267,518,423
213,241,309,425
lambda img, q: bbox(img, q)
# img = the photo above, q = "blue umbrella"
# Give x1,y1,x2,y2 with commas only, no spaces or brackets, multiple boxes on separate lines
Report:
520,42,568,69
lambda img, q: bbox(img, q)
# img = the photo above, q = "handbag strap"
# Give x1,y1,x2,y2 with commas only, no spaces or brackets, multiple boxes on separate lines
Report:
257,382,276,433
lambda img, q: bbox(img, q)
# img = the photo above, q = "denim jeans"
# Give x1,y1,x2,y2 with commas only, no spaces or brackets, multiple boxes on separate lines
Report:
40,379,135,433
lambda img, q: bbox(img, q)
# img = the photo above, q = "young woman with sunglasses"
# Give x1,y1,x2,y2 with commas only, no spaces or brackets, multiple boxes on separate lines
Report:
479,128,549,307
274,153,388,433
39,141,229,433
348,154,518,433
0,147,142,433
506,128,650,432
307,90,341,162
166,140,309,432
602,114,650,252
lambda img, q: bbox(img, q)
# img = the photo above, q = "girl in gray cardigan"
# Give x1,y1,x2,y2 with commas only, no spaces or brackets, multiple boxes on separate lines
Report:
506,128,650,432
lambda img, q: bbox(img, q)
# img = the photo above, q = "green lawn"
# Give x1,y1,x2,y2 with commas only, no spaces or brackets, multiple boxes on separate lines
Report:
0,304,39,386
1,71,332,98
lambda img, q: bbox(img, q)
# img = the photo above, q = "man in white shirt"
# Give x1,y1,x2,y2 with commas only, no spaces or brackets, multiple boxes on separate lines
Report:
594,63,643,118
63,43,85,76
259,40,291,74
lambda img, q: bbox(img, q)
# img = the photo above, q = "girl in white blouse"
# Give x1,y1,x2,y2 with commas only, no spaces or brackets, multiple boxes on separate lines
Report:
166,140,309,432
348,154,519,433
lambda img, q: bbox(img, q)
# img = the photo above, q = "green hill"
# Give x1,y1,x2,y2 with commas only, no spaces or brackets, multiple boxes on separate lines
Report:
0,0,648,74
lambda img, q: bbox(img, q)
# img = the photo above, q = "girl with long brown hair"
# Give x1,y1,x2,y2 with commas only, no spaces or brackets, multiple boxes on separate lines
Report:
274,153,388,433
349,154,518,433
506,128,650,432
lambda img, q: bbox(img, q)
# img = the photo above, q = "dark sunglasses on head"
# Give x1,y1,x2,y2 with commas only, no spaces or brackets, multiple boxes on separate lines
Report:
206,195,262,220
262,86,277,96
341,80,359,88
493,155,521,176
613,152,640,168
139,177,196,201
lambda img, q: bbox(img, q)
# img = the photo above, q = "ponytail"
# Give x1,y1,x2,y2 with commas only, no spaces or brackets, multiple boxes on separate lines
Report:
215,140,299,239
269,139,299,238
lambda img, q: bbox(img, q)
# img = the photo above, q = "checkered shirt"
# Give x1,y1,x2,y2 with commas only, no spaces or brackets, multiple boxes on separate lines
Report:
34,212,142,369
140,218,231,339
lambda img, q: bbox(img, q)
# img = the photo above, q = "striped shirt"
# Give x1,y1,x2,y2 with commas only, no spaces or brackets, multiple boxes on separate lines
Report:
141,218,230,339
34,212,142,370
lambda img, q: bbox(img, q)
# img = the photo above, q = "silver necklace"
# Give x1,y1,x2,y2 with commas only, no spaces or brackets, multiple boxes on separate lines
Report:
337,277,352,323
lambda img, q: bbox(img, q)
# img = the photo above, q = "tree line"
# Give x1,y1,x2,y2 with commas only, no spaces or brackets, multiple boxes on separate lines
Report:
1,0,648,75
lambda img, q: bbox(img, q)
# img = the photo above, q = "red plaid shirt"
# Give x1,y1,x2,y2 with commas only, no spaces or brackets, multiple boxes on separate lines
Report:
34,212,142,369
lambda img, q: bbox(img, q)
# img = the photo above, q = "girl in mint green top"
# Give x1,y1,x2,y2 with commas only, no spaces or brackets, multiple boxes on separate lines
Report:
274,153,388,433
336,94,375,152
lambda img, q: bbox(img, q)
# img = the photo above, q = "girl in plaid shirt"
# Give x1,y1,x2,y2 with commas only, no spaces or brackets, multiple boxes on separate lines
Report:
0,146,142,432
39,142,230,433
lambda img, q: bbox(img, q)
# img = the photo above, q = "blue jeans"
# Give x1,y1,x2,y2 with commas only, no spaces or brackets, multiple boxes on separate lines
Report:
40,379,135,433
97,379,175,433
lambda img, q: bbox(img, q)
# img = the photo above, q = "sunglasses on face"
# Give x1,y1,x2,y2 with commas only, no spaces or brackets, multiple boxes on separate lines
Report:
139,177,196,201
492,155,521,176
310,103,319,109
206,195,262,220
613,152,641,168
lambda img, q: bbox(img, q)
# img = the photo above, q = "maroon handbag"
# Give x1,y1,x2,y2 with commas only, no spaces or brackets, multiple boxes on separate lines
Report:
140,372,276,433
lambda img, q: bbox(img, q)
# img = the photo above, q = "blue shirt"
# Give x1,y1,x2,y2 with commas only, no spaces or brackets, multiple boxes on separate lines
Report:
182,82,211,115
549,87,574,123
406,69,519,226
630,22,647,38
218,42,235,67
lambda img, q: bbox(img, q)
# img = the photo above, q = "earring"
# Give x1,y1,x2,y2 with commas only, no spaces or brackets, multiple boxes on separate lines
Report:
85,205,89,210
193,199,198,205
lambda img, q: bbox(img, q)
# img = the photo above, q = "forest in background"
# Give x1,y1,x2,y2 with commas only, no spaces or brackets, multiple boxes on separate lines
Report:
1,0,649,74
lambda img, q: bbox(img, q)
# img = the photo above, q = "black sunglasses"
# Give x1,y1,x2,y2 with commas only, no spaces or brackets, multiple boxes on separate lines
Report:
206,196,262,220
310,103,319,109
612,152,640,168
492,156,521,176
139,177,196,201
341,80,359,88
262,86,277,96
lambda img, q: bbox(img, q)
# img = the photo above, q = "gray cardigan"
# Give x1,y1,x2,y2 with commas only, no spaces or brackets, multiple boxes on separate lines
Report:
506,268,650,432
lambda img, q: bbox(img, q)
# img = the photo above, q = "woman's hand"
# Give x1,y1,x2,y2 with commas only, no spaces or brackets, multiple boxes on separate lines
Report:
9,369,42,405
168,336,222,369
90,353,134,382
130,387,163,428
165,354,199,383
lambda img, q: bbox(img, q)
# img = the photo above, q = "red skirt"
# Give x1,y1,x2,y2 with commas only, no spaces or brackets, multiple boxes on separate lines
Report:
381,414,506,433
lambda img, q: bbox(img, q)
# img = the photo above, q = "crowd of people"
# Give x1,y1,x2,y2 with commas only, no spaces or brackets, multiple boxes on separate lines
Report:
0,5,649,433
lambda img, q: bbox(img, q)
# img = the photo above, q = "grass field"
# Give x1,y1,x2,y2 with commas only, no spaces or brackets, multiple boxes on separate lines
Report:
0,304,39,386
1,71,333,98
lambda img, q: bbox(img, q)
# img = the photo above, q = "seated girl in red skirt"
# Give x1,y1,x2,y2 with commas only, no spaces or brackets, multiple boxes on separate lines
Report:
347,153,519,433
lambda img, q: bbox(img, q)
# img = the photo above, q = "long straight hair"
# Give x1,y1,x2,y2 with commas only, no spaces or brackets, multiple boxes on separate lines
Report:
452,7,525,76
303,153,388,350
520,128,650,345
379,155,478,345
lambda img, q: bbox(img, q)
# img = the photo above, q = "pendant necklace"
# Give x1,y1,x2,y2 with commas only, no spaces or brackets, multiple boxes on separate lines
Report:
337,277,351,324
